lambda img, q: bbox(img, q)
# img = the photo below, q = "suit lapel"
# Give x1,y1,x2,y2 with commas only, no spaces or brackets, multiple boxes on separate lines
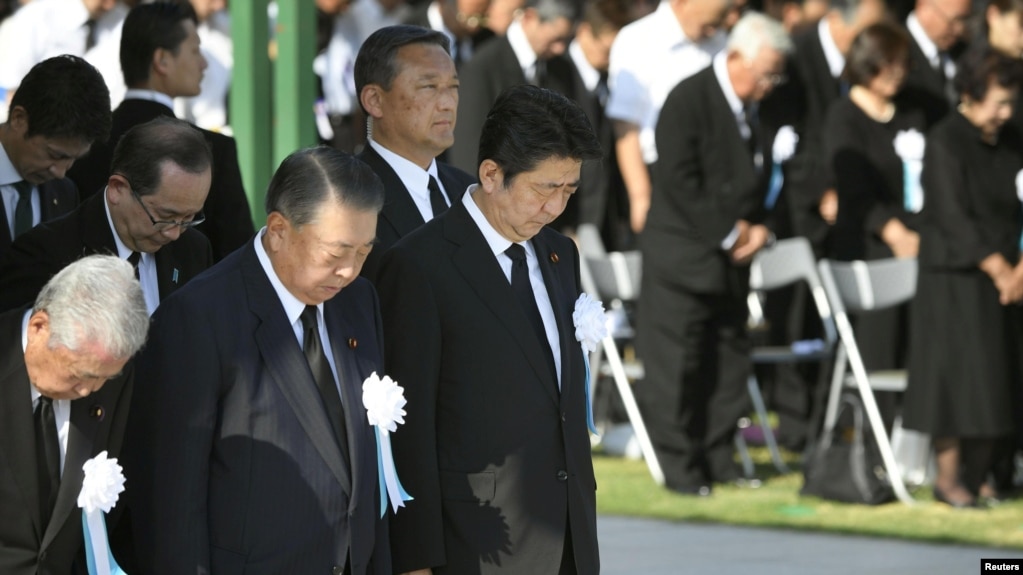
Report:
531,232,579,404
241,247,353,495
0,200,10,254
361,146,428,240
446,203,560,405
437,164,472,205
0,313,44,538
153,249,181,301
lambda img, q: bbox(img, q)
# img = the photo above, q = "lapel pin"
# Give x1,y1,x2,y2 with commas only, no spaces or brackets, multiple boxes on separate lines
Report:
172,268,179,284
52,198,58,206
348,338,358,349
89,405,104,421
549,252,559,264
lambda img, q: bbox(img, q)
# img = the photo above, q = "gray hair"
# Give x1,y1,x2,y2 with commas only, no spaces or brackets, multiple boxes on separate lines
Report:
526,0,580,22
33,255,149,359
726,11,793,61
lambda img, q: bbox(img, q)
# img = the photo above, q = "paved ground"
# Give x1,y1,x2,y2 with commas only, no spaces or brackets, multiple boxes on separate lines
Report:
598,515,1023,575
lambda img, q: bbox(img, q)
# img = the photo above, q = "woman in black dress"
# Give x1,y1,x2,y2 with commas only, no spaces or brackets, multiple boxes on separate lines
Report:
822,22,927,377
904,47,1023,508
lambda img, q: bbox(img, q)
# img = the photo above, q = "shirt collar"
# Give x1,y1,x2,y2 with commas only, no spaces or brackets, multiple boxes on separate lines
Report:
907,12,940,66
569,39,601,91
0,140,22,186
124,89,175,110
102,188,134,259
506,20,538,76
368,139,440,197
818,18,846,79
253,228,319,328
713,51,744,117
426,1,454,46
462,184,517,257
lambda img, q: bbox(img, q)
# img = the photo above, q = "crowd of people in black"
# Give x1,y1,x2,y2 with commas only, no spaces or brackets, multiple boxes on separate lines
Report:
0,0,1022,573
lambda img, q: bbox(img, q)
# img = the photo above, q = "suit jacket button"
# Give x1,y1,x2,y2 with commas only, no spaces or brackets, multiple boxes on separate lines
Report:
561,412,567,422
332,565,344,575
557,470,569,482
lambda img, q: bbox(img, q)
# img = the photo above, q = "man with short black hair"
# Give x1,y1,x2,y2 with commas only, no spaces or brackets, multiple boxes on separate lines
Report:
378,84,602,575
68,0,253,262
354,25,476,281
0,55,111,259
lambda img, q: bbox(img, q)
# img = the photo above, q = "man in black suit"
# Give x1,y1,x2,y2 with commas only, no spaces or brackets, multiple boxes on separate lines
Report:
354,25,477,281
378,85,601,575
448,0,579,173
0,117,214,314
900,0,970,127
0,254,148,575
124,147,390,575
637,13,791,495
545,0,632,247
68,1,254,262
0,55,111,259
403,0,497,69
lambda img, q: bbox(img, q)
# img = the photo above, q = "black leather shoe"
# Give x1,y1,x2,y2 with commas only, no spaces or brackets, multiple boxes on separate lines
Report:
933,486,979,509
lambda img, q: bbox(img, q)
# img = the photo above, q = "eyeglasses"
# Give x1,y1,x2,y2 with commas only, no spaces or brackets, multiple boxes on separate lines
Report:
757,73,788,87
455,11,489,28
118,174,206,231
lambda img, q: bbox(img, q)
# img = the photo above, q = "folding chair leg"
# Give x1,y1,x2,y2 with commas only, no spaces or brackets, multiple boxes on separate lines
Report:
601,336,665,486
734,432,755,479
822,343,848,434
855,377,916,505
747,375,790,474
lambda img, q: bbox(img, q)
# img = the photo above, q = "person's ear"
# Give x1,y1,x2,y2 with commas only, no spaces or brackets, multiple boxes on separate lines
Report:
264,211,291,252
360,84,385,119
478,159,503,193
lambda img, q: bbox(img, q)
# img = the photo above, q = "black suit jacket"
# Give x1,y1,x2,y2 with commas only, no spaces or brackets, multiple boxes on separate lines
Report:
124,241,390,575
898,34,954,129
377,201,598,574
0,307,133,575
0,178,78,260
67,98,254,262
645,66,773,294
0,192,213,313
357,144,475,281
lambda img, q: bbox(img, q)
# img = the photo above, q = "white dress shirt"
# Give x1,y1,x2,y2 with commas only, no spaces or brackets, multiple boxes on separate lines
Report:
907,12,956,79
606,0,726,164
124,88,175,111
818,18,846,80
427,1,475,64
569,39,601,93
506,20,540,82
253,229,343,396
368,139,450,221
103,190,160,316
22,310,71,476
463,186,563,386
0,141,40,238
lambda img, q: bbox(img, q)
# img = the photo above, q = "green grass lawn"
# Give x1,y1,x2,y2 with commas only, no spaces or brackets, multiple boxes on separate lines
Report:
594,452,1023,550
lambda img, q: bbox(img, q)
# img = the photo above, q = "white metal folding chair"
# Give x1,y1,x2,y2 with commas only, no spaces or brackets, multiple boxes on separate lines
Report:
817,257,919,505
738,237,838,477
576,224,664,485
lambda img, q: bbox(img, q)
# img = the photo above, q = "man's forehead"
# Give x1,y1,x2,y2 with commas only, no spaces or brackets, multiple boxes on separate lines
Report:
32,135,92,158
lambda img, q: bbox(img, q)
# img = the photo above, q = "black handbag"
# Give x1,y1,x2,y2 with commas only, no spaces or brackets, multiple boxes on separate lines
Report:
801,393,895,505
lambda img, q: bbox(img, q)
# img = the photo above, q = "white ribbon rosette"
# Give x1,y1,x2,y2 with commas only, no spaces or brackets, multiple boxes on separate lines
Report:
894,129,926,213
77,451,127,575
362,372,413,517
765,125,799,210
573,293,608,436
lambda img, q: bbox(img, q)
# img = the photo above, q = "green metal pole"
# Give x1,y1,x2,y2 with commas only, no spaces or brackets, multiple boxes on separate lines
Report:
230,0,273,226
273,0,318,166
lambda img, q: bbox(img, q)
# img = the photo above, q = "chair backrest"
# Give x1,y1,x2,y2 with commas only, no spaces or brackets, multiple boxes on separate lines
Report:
817,258,918,313
577,223,607,258
750,237,837,345
585,251,643,302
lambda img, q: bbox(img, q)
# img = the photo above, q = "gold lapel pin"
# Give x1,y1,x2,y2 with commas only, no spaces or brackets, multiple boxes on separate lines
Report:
348,338,358,349
549,252,559,264
89,405,104,420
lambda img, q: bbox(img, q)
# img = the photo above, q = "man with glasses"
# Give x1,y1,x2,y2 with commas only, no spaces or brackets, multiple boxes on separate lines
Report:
901,0,971,125
636,12,792,495
404,0,497,69
0,117,214,315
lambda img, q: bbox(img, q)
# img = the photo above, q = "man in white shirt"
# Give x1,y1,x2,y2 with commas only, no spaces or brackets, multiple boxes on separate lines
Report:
354,25,477,281
0,55,111,260
0,254,148,575
901,0,970,124
605,0,732,233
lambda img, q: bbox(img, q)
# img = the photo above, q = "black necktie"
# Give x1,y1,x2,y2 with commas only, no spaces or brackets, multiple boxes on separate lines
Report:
84,18,98,52
938,53,957,106
454,37,467,68
505,244,557,385
34,396,60,530
595,71,610,109
12,180,33,238
127,251,141,281
300,306,350,467
743,104,761,167
428,175,448,218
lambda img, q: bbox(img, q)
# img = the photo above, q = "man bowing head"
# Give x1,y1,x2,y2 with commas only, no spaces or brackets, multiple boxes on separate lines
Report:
377,84,602,575
123,147,391,575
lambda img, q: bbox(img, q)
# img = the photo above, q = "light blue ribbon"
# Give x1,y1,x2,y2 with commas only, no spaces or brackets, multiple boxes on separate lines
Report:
582,351,598,436
375,429,413,518
82,511,126,575
764,162,783,210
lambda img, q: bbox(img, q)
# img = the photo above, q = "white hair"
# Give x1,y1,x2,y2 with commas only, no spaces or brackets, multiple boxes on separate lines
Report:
726,11,793,61
33,254,149,359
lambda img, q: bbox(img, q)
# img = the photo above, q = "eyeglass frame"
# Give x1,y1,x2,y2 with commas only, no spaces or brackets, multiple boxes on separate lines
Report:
116,173,206,231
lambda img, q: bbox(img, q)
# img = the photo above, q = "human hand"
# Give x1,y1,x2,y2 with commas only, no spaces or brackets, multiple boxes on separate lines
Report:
630,197,649,233
881,219,919,259
731,224,770,264
819,189,838,224
980,253,1017,304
